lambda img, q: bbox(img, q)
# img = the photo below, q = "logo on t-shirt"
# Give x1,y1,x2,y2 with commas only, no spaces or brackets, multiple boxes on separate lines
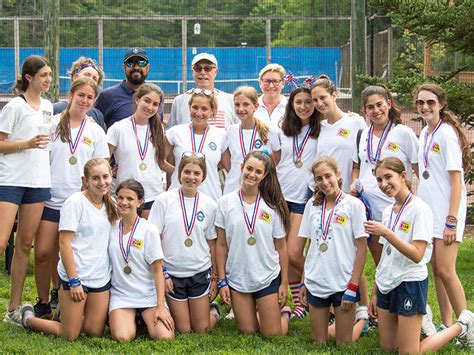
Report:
254,139,263,149
431,142,441,154
398,221,410,233
208,142,217,151
386,142,399,152
83,136,93,147
196,211,205,222
403,297,413,311
333,213,347,226
132,239,143,250
260,210,271,223
337,128,350,138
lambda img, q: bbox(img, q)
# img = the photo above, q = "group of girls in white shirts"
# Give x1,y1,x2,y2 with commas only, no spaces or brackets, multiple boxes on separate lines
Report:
0,56,472,352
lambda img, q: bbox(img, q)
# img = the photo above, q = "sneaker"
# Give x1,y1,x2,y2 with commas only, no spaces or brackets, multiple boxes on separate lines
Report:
3,307,22,327
210,302,221,322
421,304,437,337
328,312,336,325
225,308,235,320
368,316,378,331
34,298,51,319
290,306,307,320
456,310,474,349
49,288,59,310
20,303,34,328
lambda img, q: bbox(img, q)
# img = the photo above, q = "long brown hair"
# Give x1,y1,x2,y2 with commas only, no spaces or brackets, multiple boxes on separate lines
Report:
375,157,412,191
133,83,166,164
13,55,51,95
281,87,321,138
310,74,339,122
311,156,343,206
233,86,270,144
83,158,120,223
414,83,471,175
178,154,207,183
56,77,98,143
361,84,402,125
242,151,290,233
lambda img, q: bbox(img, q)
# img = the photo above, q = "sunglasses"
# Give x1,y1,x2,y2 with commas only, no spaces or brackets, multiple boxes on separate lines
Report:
261,79,283,86
415,99,438,107
182,151,206,160
192,65,216,73
124,59,148,68
188,88,213,96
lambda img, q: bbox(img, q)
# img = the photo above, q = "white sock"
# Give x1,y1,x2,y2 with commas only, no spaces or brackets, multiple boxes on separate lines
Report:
22,310,34,328
457,321,468,337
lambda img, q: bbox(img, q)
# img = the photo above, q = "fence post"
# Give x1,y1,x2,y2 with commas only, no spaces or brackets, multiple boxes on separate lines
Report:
265,18,271,64
387,26,393,79
98,18,104,77
350,0,366,112
181,18,187,93
43,0,60,101
14,18,20,80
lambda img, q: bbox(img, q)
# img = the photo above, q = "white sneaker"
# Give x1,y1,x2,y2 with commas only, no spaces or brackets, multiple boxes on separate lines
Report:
3,307,22,327
457,309,474,349
20,303,35,328
225,308,235,320
421,304,437,337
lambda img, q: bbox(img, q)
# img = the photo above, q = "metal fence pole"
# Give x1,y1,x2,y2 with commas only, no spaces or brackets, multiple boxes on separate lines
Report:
181,18,187,93
265,18,271,64
14,18,20,79
387,26,393,79
98,18,104,75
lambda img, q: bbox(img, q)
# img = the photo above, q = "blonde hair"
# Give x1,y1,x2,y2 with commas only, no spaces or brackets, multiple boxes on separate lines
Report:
68,56,104,86
258,63,286,80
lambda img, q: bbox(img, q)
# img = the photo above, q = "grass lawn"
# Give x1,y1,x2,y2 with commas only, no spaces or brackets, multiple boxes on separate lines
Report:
0,239,473,353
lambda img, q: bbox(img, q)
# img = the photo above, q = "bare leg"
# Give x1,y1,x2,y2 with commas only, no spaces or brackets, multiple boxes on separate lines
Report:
309,305,330,344
397,314,422,354
255,293,285,336
431,242,453,326
34,220,59,302
0,201,18,255
188,295,212,333
377,307,398,351
230,290,259,334
82,290,109,337
166,297,192,333
334,305,356,345
109,308,137,341
142,307,174,340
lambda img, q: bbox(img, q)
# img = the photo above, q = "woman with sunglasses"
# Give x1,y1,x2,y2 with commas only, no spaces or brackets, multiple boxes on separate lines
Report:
165,89,226,200
108,83,172,219
216,150,291,336
148,153,220,333
0,55,53,326
414,84,472,336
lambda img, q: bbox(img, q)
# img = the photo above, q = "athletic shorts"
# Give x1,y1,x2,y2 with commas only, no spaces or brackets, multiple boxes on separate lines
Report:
230,273,281,299
0,186,50,205
166,269,211,301
377,278,428,316
41,206,60,223
308,289,361,308
59,278,111,293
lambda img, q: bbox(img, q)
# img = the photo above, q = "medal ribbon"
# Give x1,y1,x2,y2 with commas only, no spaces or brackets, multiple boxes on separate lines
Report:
239,124,257,158
68,118,87,156
319,191,344,241
119,216,140,264
367,121,393,164
131,116,150,162
293,125,312,163
238,190,261,237
179,189,200,237
388,192,413,231
190,125,209,153
422,119,442,168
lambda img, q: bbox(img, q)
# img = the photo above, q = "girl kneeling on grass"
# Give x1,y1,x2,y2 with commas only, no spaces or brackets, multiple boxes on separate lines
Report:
149,153,220,333
298,156,368,346
108,179,174,341
21,158,120,340
216,150,291,336
365,157,473,353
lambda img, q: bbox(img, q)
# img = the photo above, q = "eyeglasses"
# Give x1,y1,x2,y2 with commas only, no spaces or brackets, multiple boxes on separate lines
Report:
187,88,213,96
415,99,438,107
192,65,216,73
182,151,206,160
124,59,148,68
261,79,283,86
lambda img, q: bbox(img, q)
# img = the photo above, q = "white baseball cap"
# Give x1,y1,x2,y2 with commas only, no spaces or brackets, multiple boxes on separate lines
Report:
192,53,218,68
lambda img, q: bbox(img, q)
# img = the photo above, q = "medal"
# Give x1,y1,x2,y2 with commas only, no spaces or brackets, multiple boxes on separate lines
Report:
239,124,258,159
239,190,261,247
119,216,140,276
68,118,87,166
69,155,77,165
190,124,209,154
422,170,429,179
367,121,393,164
131,116,151,172
388,192,413,232
179,189,200,247
319,191,344,251
293,125,311,168
319,242,328,252
422,119,442,172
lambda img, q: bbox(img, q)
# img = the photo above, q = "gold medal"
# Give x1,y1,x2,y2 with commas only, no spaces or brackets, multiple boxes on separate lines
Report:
139,162,147,171
184,238,193,247
295,160,303,168
123,265,132,274
247,236,256,246
422,170,429,179
319,242,328,252
69,156,77,165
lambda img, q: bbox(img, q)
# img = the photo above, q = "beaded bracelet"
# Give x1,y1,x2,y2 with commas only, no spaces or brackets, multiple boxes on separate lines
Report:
210,274,218,282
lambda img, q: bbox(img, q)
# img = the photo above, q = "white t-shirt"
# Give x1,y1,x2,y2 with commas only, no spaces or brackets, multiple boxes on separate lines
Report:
148,188,217,277
46,115,109,210
277,125,318,204
107,117,164,203
167,90,239,130
223,123,280,195
254,95,288,128
316,114,367,192
298,194,368,298
57,192,111,288
354,124,418,221
376,196,433,294
108,218,164,312
216,191,286,293
166,124,226,200
417,123,466,241
0,96,53,187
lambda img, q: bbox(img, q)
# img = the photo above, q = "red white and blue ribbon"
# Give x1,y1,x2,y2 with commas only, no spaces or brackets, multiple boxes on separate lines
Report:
367,121,393,164
119,216,140,264
190,125,209,153
179,189,200,236
319,191,344,240
68,118,87,156
238,190,261,237
293,125,312,163
388,192,413,231
239,124,257,158
131,115,150,161
422,119,442,169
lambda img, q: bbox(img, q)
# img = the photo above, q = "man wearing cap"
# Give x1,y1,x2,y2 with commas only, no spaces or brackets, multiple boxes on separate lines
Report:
95,47,150,129
167,52,238,130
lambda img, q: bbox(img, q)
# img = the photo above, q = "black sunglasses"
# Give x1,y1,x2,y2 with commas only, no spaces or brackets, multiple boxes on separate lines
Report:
124,59,148,68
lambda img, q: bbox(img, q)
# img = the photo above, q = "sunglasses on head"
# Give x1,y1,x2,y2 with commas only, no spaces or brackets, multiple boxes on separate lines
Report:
188,88,213,96
124,59,148,68
192,65,216,73
182,151,206,160
415,99,438,107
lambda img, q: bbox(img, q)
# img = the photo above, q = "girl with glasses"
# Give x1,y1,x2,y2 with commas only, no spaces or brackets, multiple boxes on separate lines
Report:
148,153,220,333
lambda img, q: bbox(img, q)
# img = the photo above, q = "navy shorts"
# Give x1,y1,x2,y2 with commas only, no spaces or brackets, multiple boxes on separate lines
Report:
307,289,361,308
0,186,50,205
41,206,60,223
286,201,306,215
59,278,111,293
230,273,281,299
377,278,428,316
167,269,211,301
142,200,154,210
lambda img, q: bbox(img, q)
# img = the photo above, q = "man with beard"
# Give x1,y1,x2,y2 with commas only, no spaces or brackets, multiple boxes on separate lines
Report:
95,47,150,129
166,53,238,130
